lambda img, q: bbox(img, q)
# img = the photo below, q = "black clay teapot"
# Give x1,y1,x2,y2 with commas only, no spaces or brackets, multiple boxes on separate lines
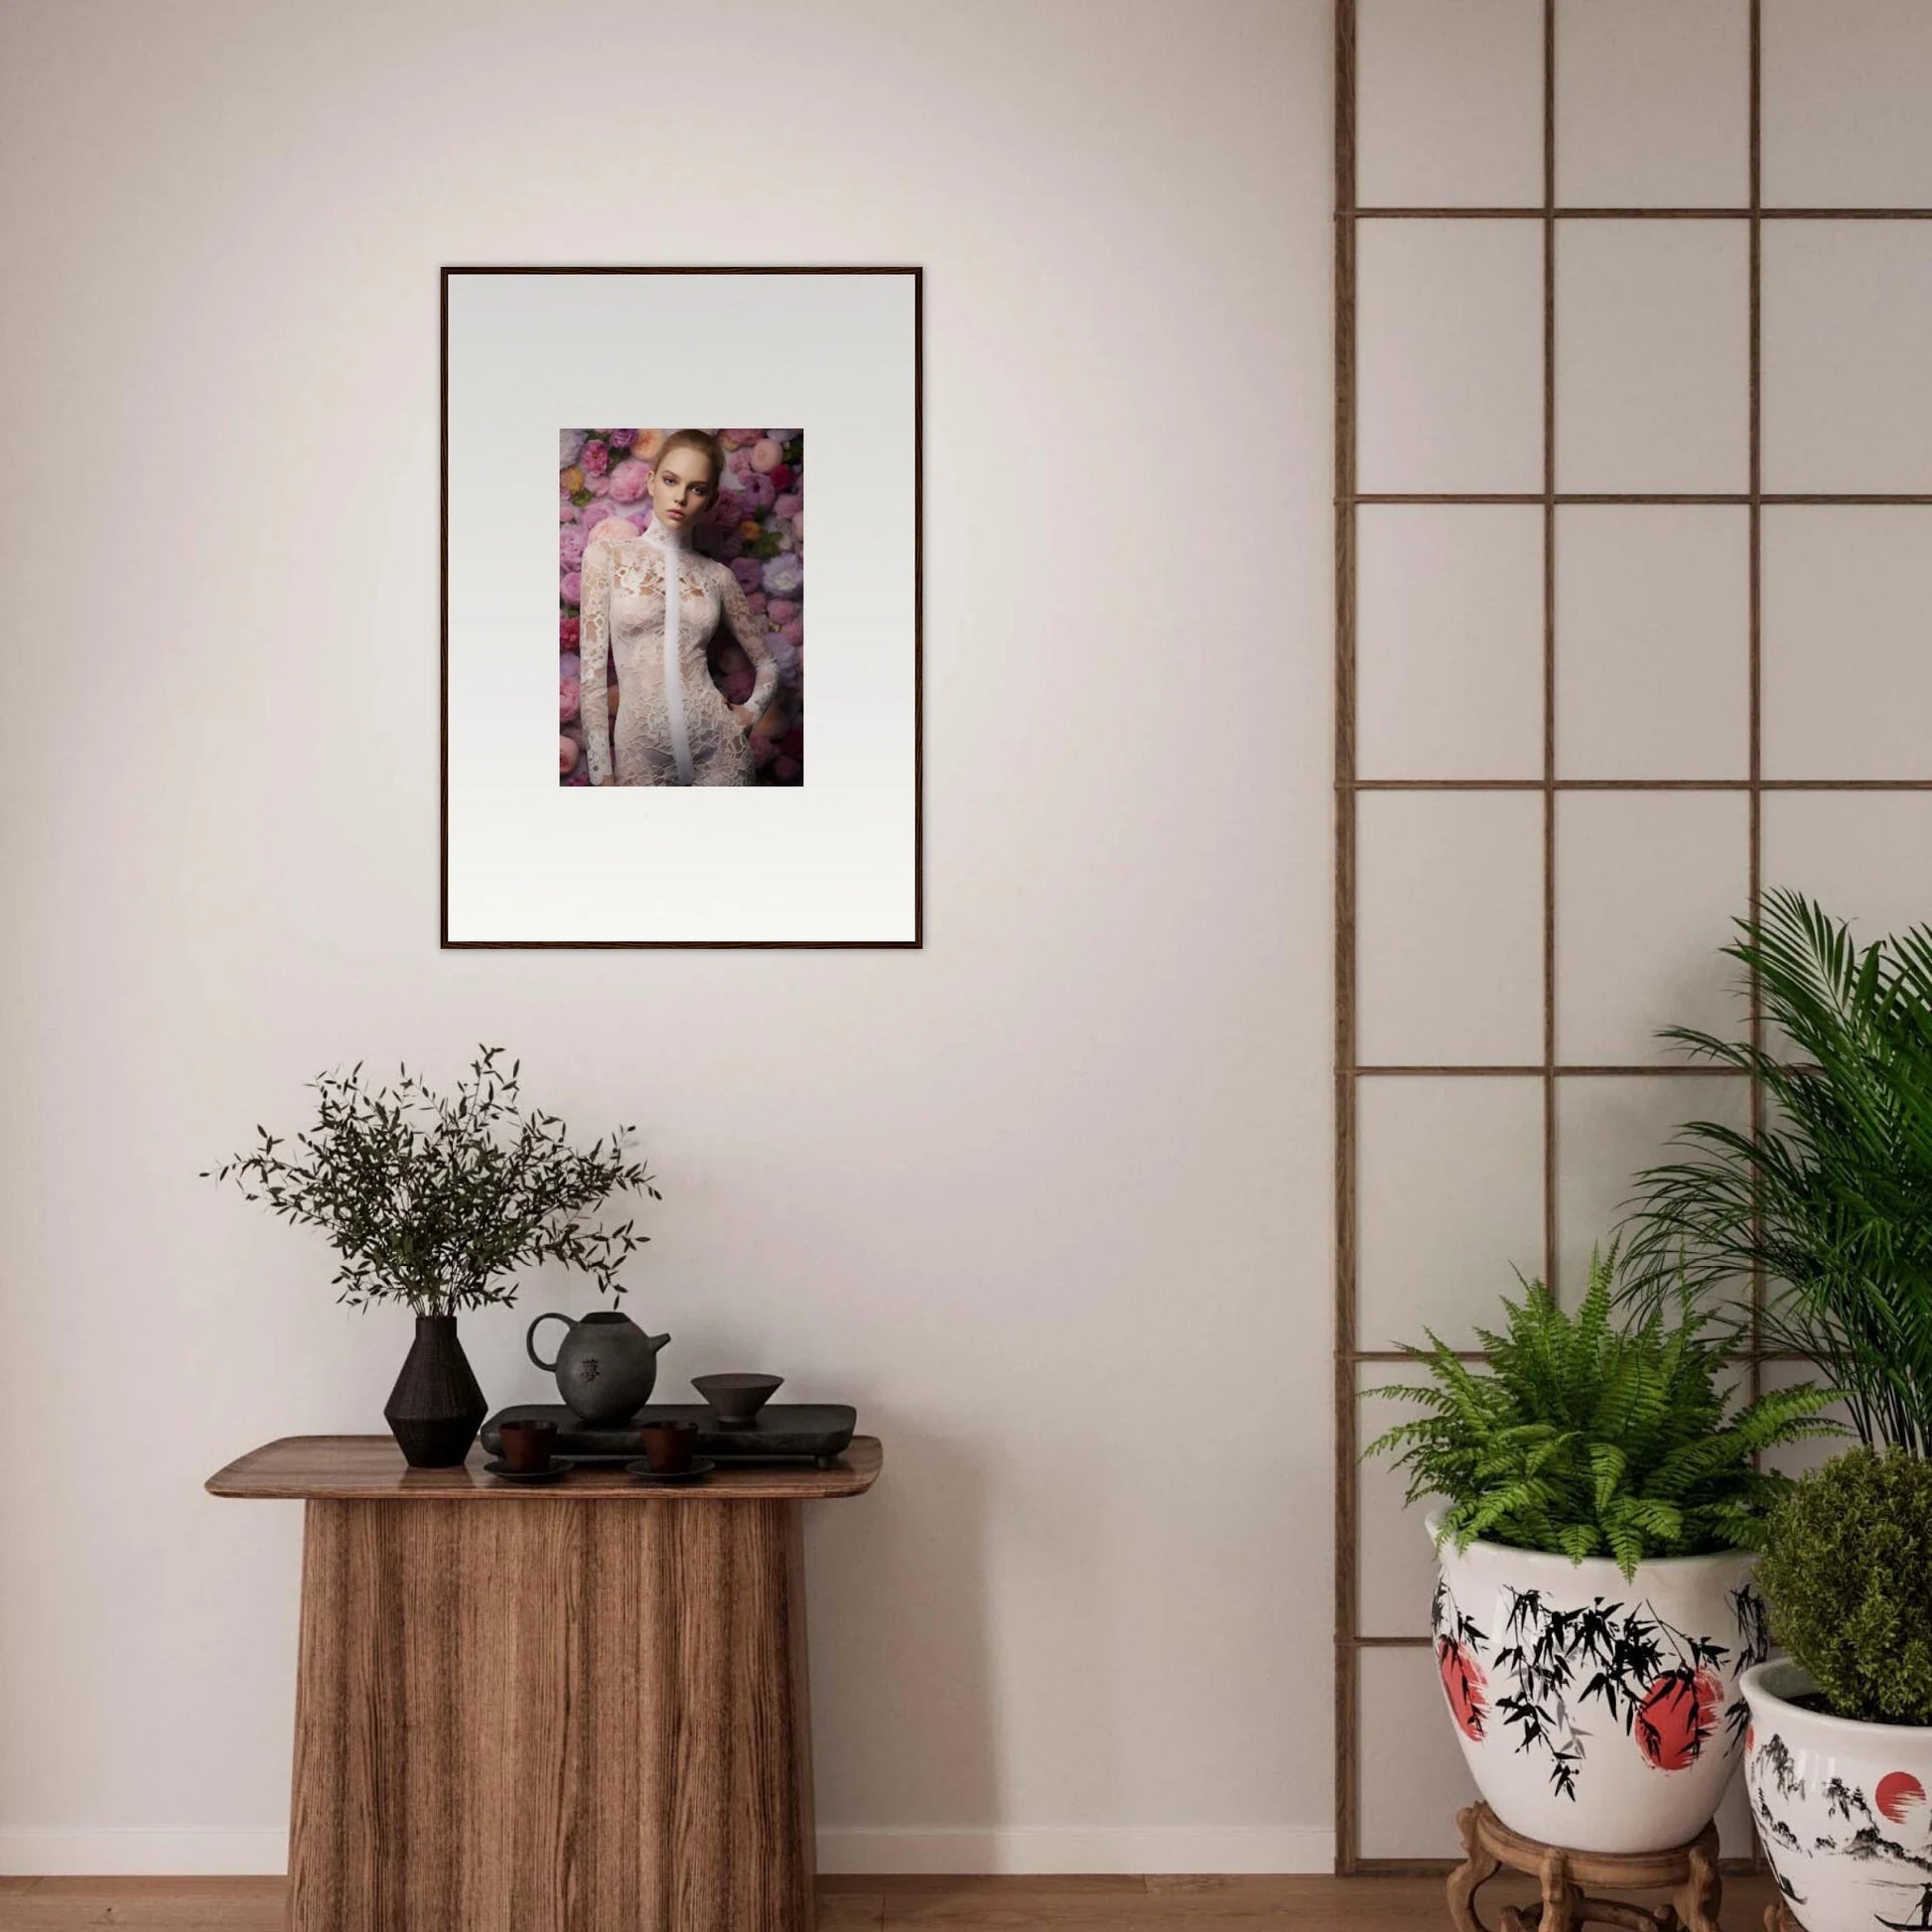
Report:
526,1310,671,1426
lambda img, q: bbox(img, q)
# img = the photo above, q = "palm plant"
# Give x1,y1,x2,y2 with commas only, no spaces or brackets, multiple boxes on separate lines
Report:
1616,888,1932,1455
1363,1246,1840,1580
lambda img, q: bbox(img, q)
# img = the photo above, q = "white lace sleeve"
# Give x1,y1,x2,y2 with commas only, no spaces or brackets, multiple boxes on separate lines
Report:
718,567,780,729
579,537,614,784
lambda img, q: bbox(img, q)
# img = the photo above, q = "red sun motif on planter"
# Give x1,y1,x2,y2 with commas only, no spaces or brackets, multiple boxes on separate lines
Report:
1437,1638,1488,1741
1635,1667,1722,1771
1877,1772,1929,1826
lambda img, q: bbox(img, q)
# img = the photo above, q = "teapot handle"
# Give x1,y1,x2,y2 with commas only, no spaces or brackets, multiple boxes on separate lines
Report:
526,1311,572,1374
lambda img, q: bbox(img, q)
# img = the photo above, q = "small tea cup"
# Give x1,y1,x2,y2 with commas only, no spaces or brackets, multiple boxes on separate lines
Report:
639,1419,700,1474
498,1419,558,1474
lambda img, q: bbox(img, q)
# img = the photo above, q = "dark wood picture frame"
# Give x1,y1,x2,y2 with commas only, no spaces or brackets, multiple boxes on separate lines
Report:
439,264,923,950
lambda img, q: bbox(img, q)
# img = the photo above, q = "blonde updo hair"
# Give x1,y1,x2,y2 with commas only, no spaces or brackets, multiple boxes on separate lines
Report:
652,429,727,517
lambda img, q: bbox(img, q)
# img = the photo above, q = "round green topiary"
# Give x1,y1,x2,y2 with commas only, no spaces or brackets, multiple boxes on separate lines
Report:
1754,1448,1932,1726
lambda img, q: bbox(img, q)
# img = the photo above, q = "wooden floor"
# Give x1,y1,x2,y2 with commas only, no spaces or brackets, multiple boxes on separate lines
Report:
0,1870,1783,1928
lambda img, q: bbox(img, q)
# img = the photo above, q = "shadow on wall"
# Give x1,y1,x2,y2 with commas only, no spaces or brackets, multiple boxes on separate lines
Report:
803,1411,996,1863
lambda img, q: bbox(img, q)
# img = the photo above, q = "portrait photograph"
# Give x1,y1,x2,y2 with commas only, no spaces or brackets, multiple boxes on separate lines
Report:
560,427,806,790
444,267,918,947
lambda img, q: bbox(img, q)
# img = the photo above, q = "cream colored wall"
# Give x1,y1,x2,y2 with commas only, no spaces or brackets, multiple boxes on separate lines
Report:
0,0,1336,1878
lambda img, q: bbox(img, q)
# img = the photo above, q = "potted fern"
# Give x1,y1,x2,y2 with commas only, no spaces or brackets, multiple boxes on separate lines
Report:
1366,1246,1839,1855
205,1045,660,1466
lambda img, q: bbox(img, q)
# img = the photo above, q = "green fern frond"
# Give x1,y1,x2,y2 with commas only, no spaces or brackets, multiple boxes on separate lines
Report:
1362,1242,1840,1580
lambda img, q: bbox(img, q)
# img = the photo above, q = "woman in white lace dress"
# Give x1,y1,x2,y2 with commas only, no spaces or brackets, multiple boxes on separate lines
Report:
578,429,780,786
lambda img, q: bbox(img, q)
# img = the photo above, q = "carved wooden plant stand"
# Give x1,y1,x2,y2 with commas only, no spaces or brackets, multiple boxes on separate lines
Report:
1448,1803,1723,1932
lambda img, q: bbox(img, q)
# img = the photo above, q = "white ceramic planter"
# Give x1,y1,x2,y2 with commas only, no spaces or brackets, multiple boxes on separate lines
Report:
1427,1515,1766,1854
1741,1660,1932,1932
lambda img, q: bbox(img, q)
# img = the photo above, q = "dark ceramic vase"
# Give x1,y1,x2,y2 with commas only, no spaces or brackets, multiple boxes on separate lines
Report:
383,1313,487,1467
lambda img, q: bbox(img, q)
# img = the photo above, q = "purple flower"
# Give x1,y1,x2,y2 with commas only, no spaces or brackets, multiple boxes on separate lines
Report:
580,439,611,480
608,428,636,449
560,429,586,467
765,631,800,685
559,524,587,569
760,554,803,599
731,556,763,594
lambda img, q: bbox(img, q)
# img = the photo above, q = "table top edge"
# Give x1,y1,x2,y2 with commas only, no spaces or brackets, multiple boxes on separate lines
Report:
206,1434,883,1501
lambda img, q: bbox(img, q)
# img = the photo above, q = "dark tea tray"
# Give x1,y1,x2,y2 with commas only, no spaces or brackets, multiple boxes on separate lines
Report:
481,1403,857,1468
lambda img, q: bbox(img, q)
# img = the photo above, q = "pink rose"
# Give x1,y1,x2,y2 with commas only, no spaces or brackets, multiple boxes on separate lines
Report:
774,493,801,519
768,463,794,489
560,675,581,723
779,620,803,646
751,439,782,473
766,599,797,624
605,457,651,503
559,524,587,569
747,592,768,615
586,516,638,546
560,735,580,775
560,571,582,606
559,616,580,648
580,439,611,479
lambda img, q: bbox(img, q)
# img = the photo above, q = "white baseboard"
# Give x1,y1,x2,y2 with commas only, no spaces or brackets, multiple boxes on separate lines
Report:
0,1824,1335,1879
815,1826,1336,1874
0,1831,289,1875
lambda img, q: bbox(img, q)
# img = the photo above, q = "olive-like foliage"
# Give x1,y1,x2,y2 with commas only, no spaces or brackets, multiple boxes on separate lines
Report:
1756,1448,1932,1726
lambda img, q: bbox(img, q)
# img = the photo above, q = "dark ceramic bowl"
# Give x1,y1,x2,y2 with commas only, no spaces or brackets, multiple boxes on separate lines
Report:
692,1373,784,1427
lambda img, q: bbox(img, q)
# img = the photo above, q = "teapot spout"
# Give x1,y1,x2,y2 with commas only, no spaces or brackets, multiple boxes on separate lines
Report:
646,1331,671,1352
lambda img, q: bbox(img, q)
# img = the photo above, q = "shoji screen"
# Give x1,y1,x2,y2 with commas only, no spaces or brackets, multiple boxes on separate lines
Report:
1334,0,1932,1872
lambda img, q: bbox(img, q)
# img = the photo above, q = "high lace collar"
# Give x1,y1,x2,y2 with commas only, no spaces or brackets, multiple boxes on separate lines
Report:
638,513,685,554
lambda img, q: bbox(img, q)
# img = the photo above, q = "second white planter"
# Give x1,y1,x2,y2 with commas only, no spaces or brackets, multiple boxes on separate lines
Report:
1427,1516,1766,1854
1740,1659,1932,1932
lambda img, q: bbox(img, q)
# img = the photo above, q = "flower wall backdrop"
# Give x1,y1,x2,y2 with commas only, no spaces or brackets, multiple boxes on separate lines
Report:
558,427,805,786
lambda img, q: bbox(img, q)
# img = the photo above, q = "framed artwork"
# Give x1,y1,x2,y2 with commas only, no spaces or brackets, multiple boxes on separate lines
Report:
441,265,921,947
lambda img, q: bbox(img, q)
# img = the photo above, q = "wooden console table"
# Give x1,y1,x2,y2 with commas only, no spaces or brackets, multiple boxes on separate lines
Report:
207,1435,883,1932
